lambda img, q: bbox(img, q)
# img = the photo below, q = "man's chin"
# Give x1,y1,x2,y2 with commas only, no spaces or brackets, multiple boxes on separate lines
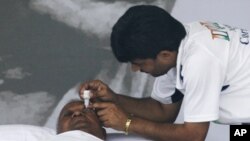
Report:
71,123,89,131
151,73,163,77
152,70,169,77
75,128,89,132
67,127,90,134
143,72,159,77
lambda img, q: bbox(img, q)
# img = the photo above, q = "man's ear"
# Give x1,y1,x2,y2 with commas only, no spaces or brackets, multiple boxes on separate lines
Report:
157,50,172,61
156,50,177,64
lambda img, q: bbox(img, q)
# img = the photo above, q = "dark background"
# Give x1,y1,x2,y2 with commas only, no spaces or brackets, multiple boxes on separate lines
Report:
0,0,172,126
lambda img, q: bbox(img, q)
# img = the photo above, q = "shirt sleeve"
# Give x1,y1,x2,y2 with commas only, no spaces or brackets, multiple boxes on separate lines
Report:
182,43,225,122
151,68,183,104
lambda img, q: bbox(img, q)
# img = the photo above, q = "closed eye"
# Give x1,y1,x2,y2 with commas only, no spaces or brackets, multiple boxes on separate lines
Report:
62,111,73,117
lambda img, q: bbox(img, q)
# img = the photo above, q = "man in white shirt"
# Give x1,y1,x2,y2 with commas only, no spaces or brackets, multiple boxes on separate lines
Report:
79,5,250,141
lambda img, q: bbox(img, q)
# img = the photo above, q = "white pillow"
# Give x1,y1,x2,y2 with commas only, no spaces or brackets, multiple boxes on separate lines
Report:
0,124,55,141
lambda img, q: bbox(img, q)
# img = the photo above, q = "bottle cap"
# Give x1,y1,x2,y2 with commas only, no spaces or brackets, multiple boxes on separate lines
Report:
83,90,90,99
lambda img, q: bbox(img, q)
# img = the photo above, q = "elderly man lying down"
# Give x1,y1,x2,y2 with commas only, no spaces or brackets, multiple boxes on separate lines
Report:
55,99,152,141
0,100,105,141
53,99,106,141
0,100,151,141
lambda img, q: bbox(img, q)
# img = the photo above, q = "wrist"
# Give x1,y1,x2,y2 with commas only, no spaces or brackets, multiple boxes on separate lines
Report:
124,114,133,135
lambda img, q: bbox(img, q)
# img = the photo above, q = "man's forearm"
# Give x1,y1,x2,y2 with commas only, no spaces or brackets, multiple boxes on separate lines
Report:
115,94,181,122
129,117,209,141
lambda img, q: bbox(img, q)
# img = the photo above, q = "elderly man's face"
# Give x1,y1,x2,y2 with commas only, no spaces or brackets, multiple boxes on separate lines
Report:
57,100,105,139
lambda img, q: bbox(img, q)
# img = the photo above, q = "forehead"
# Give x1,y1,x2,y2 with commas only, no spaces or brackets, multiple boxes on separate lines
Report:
63,101,84,110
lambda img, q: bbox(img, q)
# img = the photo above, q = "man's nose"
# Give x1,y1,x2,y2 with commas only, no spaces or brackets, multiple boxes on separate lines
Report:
71,111,84,118
131,64,140,72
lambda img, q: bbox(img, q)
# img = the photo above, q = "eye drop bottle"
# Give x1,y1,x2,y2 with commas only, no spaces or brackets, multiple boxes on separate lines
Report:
83,90,91,108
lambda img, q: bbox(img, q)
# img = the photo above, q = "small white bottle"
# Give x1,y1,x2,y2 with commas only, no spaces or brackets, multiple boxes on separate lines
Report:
83,90,91,108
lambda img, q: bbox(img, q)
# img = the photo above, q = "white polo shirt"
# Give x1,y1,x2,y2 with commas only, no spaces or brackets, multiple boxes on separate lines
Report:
151,21,250,124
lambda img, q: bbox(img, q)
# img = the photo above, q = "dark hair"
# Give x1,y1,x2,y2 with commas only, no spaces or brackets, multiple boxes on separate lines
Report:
111,5,186,62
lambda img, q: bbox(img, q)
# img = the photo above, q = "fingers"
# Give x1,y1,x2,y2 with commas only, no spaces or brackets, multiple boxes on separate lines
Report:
79,80,105,99
93,102,128,130
93,101,111,109
94,102,111,126
79,80,116,102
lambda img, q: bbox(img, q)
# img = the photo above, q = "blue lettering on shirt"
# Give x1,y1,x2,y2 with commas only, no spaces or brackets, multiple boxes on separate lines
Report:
240,29,249,45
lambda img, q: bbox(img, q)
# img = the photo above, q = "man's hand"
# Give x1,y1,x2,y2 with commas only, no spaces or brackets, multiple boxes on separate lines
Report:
79,80,117,102
93,102,128,131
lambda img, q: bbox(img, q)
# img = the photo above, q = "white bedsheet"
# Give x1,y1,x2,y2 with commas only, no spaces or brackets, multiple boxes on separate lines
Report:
0,124,152,141
0,124,55,141
43,130,103,141
107,133,152,141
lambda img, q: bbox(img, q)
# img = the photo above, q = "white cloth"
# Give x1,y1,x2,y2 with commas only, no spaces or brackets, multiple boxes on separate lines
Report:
43,130,103,141
0,124,55,141
151,21,250,124
151,68,177,104
0,124,151,141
